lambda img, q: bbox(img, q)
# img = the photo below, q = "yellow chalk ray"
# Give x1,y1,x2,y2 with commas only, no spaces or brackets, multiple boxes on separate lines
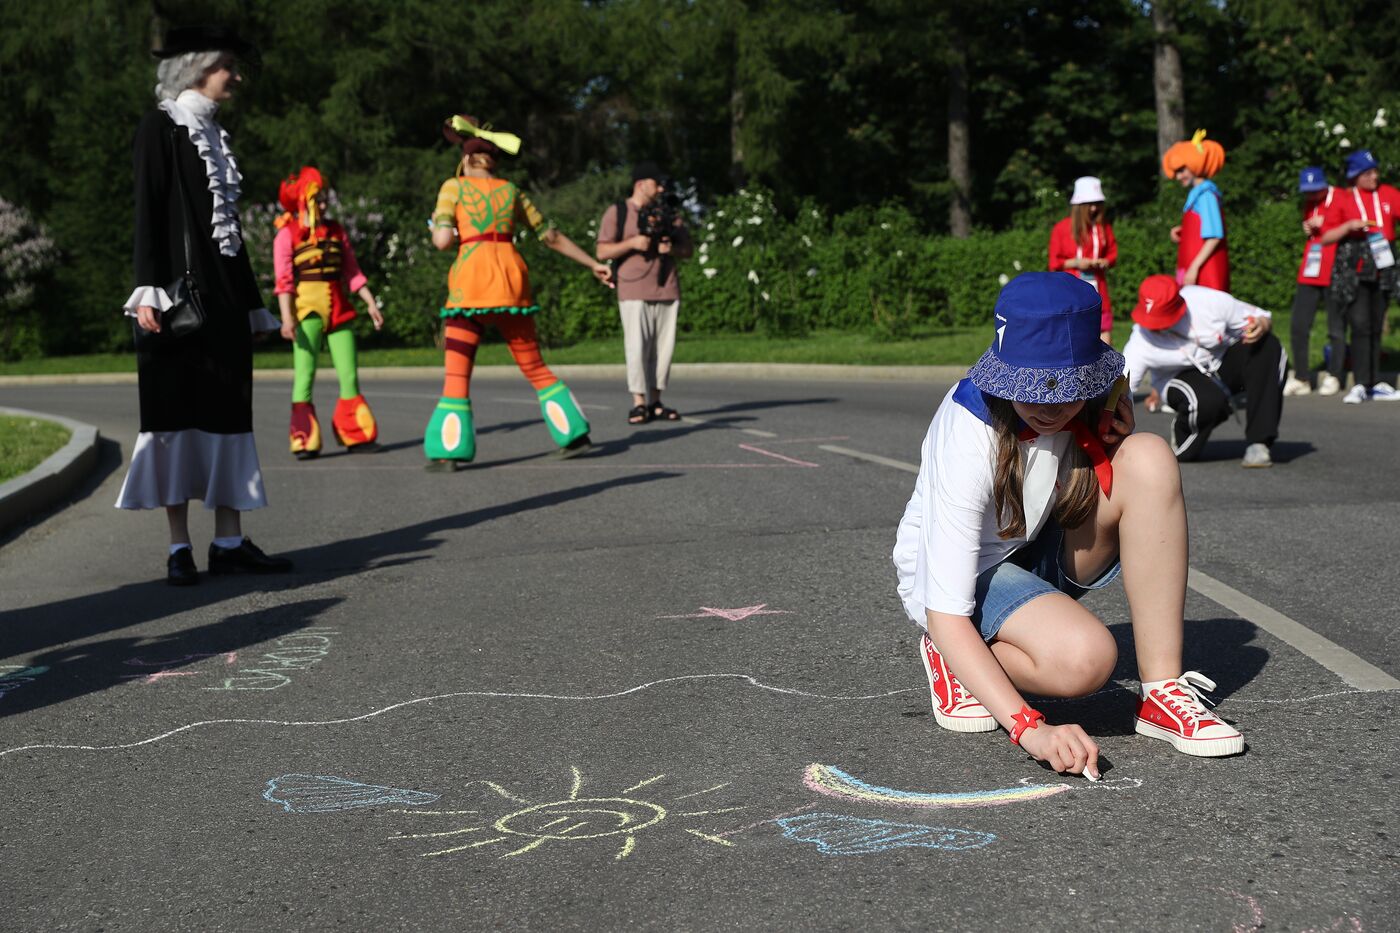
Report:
673,782,730,800
685,828,736,847
615,836,636,860
623,774,667,793
422,836,509,857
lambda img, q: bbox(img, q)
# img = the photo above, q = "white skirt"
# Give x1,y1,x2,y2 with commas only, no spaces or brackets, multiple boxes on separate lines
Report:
115,430,268,511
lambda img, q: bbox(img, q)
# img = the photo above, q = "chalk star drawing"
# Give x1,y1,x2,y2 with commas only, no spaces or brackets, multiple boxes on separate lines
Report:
390,766,746,861
804,763,1141,809
776,812,996,856
264,774,440,813
657,605,792,622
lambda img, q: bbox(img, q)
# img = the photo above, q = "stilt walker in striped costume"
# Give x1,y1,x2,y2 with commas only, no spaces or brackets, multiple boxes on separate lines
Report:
424,113,612,470
274,166,384,458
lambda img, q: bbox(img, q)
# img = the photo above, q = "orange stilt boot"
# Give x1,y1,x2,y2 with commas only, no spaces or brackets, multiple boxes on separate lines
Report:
290,402,322,460
332,394,379,451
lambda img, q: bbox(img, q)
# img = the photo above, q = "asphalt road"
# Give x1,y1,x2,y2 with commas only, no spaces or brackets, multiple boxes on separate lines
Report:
1,372,1396,932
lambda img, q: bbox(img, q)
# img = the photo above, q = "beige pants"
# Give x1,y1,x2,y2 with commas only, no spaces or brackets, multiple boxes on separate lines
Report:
618,299,679,397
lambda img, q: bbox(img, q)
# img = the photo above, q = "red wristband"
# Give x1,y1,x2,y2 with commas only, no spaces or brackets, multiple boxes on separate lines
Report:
1008,706,1044,746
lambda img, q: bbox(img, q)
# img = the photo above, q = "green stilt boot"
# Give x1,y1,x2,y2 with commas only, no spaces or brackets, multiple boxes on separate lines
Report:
536,382,590,448
424,397,475,463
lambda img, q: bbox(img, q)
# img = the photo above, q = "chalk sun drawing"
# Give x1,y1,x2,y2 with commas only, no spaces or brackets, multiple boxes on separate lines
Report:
657,605,792,622
804,764,1141,809
264,774,441,813
390,766,745,861
776,812,997,856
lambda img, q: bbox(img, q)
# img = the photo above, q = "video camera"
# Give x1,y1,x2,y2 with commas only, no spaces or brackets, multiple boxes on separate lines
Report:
636,178,683,250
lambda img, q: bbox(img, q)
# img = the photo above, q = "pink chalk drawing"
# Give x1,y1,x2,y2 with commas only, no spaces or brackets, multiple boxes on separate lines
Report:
658,605,792,622
120,670,205,686
1222,889,1364,933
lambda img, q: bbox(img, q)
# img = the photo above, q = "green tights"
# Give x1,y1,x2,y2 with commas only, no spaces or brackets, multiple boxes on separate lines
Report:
292,315,360,403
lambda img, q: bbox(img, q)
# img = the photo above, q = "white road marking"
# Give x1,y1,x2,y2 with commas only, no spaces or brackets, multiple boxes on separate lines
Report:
740,428,779,438
819,445,1400,692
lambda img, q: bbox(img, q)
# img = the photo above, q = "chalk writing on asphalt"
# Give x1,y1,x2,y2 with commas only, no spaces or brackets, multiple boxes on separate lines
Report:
116,629,340,691
390,766,745,861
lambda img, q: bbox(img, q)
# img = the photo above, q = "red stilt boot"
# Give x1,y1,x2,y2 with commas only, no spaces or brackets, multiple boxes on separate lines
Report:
290,402,322,460
332,394,379,451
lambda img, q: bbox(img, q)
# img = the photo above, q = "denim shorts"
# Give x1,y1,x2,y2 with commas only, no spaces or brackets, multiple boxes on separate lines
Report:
970,520,1121,642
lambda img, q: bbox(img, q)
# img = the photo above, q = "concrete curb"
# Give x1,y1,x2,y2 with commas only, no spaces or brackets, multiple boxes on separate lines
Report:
0,407,101,534
0,362,970,387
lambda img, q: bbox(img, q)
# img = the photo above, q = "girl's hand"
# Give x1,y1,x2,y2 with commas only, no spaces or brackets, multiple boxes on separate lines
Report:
592,263,615,288
136,305,161,334
1169,224,1182,244
1102,391,1135,446
1144,388,1162,413
368,304,384,331
1019,722,1100,778
279,315,297,342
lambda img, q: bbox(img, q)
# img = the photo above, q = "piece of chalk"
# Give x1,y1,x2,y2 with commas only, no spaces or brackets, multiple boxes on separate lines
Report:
1083,767,1100,782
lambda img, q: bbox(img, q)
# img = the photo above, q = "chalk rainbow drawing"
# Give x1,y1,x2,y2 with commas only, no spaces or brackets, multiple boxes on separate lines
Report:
264,774,440,813
804,763,1074,809
390,766,745,861
776,812,996,856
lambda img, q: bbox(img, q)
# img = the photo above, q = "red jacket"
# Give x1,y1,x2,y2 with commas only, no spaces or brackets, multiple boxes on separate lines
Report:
1049,216,1116,332
1297,187,1338,286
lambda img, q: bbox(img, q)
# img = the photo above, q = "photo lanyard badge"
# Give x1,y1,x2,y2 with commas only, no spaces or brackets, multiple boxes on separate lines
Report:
1354,189,1395,270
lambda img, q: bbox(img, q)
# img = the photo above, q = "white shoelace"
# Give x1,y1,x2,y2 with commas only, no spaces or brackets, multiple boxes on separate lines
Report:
1157,671,1219,725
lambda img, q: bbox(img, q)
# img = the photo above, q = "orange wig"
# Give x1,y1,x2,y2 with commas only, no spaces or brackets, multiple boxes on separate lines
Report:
1161,129,1226,180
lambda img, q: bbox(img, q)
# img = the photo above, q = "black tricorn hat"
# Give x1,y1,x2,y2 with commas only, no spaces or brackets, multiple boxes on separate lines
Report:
152,25,257,60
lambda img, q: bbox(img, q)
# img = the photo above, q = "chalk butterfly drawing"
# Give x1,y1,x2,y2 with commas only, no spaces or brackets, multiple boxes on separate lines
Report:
390,766,745,861
776,812,996,856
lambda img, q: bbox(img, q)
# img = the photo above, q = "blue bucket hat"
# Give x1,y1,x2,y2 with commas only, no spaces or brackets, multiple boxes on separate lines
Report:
1298,166,1328,192
1345,150,1379,179
968,272,1125,405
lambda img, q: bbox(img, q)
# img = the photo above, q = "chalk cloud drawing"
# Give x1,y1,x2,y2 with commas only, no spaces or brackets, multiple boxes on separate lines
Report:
391,766,745,861
776,812,996,856
804,763,1141,809
657,605,791,622
264,774,440,813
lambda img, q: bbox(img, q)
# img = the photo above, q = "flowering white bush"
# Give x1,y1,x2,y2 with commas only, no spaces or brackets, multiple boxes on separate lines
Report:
0,198,56,314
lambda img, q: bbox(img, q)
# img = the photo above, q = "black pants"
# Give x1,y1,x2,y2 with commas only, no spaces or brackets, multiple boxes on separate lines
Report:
1163,334,1285,461
1338,282,1386,390
1289,283,1325,386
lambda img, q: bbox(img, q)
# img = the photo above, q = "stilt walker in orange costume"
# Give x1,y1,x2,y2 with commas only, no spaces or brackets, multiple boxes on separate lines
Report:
274,166,385,458
423,114,612,471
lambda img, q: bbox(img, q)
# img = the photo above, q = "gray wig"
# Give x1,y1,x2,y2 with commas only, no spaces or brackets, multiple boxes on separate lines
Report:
154,51,224,101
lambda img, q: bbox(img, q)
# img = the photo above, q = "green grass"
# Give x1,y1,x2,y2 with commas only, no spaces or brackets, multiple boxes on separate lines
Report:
1,314,1395,376
0,415,71,483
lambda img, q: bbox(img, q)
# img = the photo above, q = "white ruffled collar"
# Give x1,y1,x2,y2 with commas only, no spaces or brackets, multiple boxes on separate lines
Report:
160,90,244,257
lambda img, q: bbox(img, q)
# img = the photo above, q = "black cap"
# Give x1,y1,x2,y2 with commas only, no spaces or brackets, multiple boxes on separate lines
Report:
153,25,257,60
631,161,663,183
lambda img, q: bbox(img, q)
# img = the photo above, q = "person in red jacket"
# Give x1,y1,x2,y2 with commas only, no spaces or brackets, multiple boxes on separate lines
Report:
1319,149,1399,403
1163,130,1229,290
1049,176,1117,342
1285,166,1338,397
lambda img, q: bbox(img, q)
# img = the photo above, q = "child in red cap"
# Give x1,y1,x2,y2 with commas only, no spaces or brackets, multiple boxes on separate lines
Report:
1123,276,1284,467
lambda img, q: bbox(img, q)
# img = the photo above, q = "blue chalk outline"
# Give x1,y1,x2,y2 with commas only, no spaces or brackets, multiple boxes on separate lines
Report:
263,774,441,813
776,811,997,856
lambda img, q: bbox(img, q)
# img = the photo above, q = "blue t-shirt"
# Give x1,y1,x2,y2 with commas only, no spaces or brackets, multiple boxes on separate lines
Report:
1183,180,1225,239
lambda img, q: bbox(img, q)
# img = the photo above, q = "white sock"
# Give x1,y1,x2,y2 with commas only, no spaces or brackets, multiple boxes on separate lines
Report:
1140,677,1179,697
169,543,192,556
212,535,244,550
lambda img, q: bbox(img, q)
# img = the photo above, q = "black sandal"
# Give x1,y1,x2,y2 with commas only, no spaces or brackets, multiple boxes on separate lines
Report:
651,404,681,421
628,404,652,425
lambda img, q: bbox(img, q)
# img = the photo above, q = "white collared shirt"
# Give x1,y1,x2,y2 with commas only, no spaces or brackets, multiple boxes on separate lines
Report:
892,385,1071,622
1122,286,1269,395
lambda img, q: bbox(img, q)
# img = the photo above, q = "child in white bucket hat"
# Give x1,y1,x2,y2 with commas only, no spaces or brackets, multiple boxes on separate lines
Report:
1049,177,1117,342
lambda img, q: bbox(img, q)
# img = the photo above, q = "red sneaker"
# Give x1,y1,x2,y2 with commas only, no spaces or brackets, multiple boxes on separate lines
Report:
919,633,996,733
1135,671,1244,757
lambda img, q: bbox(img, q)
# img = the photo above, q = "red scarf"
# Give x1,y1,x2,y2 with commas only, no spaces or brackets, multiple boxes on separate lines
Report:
1018,420,1113,498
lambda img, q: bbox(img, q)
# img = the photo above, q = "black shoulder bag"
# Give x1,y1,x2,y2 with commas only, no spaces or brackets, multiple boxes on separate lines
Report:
160,127,208,338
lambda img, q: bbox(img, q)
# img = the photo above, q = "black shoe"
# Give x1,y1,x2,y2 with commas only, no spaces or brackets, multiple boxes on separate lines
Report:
167,547,199,586
207,538,293,575
555,434,593,460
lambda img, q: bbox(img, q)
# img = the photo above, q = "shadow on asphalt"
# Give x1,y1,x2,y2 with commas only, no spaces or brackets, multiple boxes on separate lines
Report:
1191,438,1317,464
0,471,677,717
0,437,124,548
684,397,838,418
1041,617,1270,737
0,598,338,718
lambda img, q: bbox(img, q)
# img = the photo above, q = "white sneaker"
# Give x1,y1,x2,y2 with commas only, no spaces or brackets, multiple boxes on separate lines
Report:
1282,376,1311,397
1241,443,1272,468
1135,672,1244,757
1317,373,1342,396
1342,384,1369,404
1369,382,1400,401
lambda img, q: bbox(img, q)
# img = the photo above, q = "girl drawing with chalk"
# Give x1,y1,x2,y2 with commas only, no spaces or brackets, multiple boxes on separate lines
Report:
892,272,1244,778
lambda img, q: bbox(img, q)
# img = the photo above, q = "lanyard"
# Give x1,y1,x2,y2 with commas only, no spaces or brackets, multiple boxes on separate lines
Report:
1075,225,1100,261
1353,188,1383,227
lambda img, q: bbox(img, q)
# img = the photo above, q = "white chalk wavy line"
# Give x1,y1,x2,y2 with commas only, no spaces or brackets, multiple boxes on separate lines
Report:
0,674,913,759
2,675,1383,761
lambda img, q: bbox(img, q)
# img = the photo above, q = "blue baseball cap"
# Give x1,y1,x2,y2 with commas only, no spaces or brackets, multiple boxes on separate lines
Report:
1298,166,1328,192
1345,150,1379,179
968,272,1125,405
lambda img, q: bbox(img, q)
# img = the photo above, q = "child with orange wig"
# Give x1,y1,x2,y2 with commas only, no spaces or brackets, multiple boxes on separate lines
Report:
1163,130,1229,290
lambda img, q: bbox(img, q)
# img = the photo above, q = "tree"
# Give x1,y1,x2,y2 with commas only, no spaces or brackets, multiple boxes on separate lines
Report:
1151,1,1185,160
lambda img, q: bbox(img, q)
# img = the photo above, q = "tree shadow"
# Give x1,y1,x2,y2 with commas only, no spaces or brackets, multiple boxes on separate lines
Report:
1038,617,1270,737
0,597,340,719
0,471,677,666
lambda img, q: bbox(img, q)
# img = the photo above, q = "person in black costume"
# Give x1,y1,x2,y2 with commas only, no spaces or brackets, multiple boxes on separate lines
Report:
116,26,291,585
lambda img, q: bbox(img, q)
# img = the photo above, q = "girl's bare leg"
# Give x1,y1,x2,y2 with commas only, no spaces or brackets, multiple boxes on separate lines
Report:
1063,432,1185,683
990,594,1118,697
214,506,242,540
165,502,191,547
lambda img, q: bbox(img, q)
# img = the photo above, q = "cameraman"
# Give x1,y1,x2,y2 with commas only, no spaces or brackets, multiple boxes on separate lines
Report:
596,162,693,423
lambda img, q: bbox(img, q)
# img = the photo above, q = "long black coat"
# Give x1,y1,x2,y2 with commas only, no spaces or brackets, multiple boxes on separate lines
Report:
131,107,265,435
